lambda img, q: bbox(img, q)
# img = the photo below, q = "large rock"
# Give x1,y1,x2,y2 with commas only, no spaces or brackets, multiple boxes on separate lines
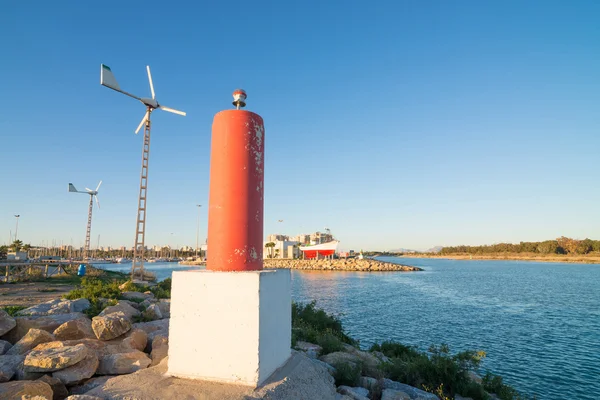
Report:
24,343,88,372
121,292,152,302
119,329,147,352
34,339,108,359
0,380,53,399
17,299,90,316
381,379,439,400
338,385,370,400
0,310,16,337
310,358,336,375
381,389,411,400
54,319,95,341
6,329,55,355
0,340,12,355
132,319,169,351
68,376,112,395
37,374,68,400
98,302,140,321
157,300,170,318
359,376,378,391
2,313,86,344
142,304,162,321
295,341,322,359
13,358,44,381
96,350,151,375
53,349,99,386
149,335,168,367
66,395,104,400
92,313,131,341
0,354,24,382
87,351,337,399
320,351,362,369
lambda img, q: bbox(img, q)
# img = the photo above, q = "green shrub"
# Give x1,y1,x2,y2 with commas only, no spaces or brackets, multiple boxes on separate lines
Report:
370,340,422,360
482,373,535,400
84,298,117,318
291,301,356,347
316,332,345,354
332,361,362,386
64,277,123,301
379,342,487,399
2,305,27,316
119,278,171,299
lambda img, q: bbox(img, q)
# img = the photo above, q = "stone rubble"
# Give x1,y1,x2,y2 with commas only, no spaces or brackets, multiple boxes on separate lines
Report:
0,280,515,400
91,312,132,340
0,380,53,399
53,319,96,341
264,258,423,272
0,339,12,355
16,299,91,317
24,343,88,372
6,328,55,356
37,374,69,400
53,348,99,385
0,309,17,337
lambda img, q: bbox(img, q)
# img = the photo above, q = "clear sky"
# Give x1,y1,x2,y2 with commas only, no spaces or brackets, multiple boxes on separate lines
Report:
1,1,599,251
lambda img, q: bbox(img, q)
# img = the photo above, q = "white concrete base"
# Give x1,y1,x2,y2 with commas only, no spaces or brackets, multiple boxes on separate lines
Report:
167,269,291,387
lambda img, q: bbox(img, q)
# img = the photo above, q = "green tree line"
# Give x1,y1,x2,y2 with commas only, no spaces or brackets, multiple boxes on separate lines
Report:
440,237,600,255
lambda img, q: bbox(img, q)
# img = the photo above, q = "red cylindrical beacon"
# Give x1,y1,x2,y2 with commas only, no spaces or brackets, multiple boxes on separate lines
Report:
207,91,264,271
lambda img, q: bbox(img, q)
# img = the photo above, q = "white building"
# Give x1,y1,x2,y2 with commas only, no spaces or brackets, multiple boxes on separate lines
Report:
263,240,300,259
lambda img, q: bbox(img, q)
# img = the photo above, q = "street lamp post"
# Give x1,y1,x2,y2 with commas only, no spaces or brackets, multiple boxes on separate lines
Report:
195,204,202,258
14,215,20,242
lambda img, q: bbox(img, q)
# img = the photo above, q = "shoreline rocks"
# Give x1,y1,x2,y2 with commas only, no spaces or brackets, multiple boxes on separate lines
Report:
264,258,423,272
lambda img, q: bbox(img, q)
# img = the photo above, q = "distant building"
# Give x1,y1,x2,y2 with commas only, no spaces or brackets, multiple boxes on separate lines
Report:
266,234,289,242
7,252,28,261
309,231,333,245
290,234,310,245
263,240,300,259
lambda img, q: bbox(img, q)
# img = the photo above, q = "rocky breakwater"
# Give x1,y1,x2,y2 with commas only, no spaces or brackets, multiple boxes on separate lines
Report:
0,292,170,399
264,258,423,272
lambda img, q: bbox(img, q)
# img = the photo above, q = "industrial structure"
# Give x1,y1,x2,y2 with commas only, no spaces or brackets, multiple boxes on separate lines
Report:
100,64,186,280
68,181,102,261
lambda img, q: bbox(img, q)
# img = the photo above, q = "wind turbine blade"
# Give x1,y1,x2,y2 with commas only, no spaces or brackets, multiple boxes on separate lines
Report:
147,66,155,99
85,188,93,192
94,195,100,209
135,111,149,134
100,64,143,101
159,105,186,116
95,180,102,192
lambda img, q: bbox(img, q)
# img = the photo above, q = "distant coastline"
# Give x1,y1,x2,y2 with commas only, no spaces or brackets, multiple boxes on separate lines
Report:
395,253,600,264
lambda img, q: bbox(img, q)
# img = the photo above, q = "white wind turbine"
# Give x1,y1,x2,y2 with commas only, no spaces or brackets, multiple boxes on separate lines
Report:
100,64,186,281
69,181,102,261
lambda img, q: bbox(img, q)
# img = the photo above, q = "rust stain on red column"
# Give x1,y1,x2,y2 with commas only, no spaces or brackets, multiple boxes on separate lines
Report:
207,108,264,271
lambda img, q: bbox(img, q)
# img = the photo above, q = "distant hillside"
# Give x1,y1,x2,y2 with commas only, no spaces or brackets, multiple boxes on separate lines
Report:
427,246,443,253
388,248,422,253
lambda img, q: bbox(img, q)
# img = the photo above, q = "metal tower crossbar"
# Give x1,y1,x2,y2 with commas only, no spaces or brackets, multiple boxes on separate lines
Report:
131,108,152,281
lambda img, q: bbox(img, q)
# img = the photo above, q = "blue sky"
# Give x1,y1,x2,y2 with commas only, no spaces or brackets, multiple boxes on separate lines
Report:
1,1,599,251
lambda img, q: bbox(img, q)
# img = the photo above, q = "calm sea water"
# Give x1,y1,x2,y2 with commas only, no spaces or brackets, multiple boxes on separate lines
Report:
96,258,600,399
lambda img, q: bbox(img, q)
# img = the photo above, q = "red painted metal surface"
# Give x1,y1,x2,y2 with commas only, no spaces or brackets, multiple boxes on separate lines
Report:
207,110,265,271
300,250,335,259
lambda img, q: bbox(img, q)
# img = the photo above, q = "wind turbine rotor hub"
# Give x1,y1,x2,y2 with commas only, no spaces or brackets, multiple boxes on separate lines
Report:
141,98,159,109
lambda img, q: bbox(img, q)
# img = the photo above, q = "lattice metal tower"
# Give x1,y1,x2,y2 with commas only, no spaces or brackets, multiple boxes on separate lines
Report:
68,181,102,261
100,64,186,281
131,109,152,280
